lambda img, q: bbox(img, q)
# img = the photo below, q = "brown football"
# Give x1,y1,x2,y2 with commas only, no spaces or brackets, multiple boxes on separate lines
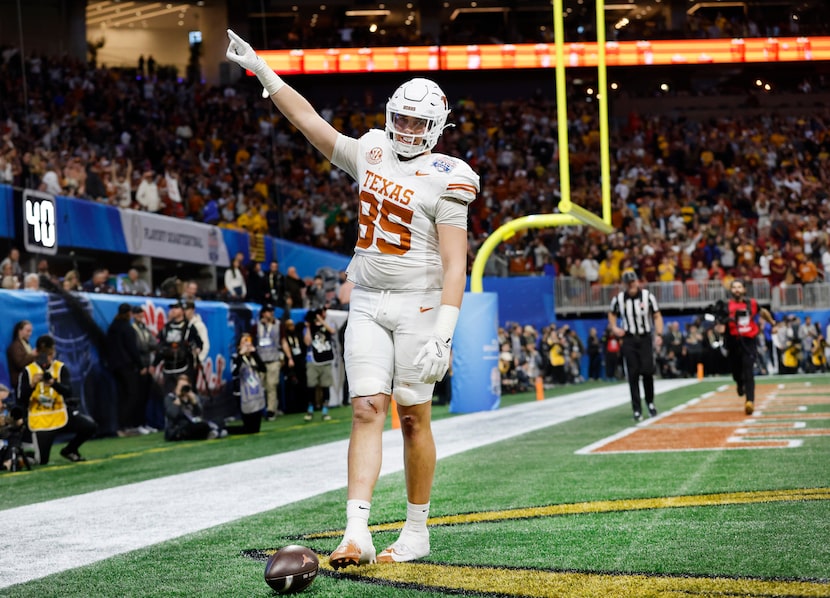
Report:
264,545,319,594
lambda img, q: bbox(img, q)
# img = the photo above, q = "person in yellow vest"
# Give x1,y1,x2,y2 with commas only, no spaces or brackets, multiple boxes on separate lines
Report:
17,335,97,465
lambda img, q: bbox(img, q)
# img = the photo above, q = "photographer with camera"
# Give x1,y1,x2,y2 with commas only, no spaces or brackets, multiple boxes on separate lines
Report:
608,270,664,422
715,279,776,415
17,335,97,464
155,302,203,393
304,307,335,422
226,333,267,435
164,374,225,441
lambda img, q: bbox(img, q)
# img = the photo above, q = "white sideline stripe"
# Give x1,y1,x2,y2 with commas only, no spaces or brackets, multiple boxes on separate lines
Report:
0,379,697,588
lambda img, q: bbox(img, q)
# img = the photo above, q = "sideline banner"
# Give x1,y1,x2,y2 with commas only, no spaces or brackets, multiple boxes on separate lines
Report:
85,294,234,389
119,209,231,267
451,292,500,413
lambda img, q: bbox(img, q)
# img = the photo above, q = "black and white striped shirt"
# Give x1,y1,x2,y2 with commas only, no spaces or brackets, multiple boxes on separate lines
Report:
609,289,660,335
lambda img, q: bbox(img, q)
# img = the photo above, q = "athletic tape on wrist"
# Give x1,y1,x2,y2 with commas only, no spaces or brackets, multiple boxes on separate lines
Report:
256,57,285,96
434,305,460,344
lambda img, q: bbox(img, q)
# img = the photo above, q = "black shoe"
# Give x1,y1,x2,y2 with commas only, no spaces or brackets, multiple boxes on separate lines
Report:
264,411,276,422
633,412,642,423
647,403,658,417
60,448,86,463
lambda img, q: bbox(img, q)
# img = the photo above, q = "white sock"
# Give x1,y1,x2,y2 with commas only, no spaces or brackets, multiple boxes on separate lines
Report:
401,501,430,537
344,499,371,540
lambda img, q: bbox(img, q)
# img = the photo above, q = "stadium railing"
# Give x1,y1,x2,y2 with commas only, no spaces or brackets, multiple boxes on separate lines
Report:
551,276,830,315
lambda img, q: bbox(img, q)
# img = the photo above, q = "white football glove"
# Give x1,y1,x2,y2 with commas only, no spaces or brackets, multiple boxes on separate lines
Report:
226,29,262,72
414,336,452,384
225,29,285,97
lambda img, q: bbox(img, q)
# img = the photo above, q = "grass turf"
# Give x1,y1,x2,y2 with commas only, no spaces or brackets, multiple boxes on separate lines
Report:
2,375,829,597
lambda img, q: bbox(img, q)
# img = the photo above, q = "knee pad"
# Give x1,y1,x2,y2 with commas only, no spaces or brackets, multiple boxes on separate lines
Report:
392,385,432,407
350,378,391,398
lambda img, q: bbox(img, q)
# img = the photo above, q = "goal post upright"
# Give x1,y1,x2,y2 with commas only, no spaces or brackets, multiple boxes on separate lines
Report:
470,0,616,295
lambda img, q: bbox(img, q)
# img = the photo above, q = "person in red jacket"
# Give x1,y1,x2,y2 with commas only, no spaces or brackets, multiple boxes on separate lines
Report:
717,280,776,415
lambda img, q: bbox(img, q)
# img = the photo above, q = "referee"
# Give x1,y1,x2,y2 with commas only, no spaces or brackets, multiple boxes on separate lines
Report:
608,270,664,422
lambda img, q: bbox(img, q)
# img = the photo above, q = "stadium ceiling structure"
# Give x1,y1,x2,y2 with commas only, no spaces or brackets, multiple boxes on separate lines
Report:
84,0,825,35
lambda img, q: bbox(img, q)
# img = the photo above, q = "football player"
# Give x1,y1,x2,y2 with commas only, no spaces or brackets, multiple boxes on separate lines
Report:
226,30,479,567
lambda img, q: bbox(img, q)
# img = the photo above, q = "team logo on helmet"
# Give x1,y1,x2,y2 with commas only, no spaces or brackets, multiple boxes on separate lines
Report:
366,147,383,165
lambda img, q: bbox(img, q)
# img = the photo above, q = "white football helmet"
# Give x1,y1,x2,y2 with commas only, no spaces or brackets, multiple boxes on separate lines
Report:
385,78,451,158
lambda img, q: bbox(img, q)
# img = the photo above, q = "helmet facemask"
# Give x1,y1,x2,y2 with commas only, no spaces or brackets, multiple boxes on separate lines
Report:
385,78,451,158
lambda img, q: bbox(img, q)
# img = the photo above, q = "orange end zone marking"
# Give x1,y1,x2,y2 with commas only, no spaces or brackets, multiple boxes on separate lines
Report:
581,383,830,454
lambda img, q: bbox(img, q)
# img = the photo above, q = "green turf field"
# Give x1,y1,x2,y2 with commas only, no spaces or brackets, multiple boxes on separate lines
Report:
2,375,829,597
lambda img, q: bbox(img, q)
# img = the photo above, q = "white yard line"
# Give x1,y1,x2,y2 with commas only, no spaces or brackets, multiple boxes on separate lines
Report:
0,379,697,588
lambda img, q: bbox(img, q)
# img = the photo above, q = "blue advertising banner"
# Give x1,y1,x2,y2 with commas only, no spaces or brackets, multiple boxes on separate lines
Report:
55,196,128,252
450,292,501,413
0,184,13,239
466,275,556,333
84,294,235,390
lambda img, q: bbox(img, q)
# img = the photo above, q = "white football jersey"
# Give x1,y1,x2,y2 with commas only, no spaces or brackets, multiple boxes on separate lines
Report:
332,129,479,291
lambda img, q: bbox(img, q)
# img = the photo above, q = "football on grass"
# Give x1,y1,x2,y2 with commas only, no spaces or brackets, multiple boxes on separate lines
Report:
264,545,319,594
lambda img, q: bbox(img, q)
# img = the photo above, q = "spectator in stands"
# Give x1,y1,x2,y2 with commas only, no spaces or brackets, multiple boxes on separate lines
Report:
22,273,39,291
39,159,62,195
224,252,247,300
264,260,285,307
181,280,201,302
106,303,146,437
1,262,19,290
164,374,224,441
283,265,305,308
226,333,267,435
122,268,152,296
246,261,267,304
6,320,36,397
135,169,162,213
306,275,327,310
18,334,97,464
62,270,82,292
0,248,22,280
691,260,709,282
110,160,134,208
35,259,58,288
237,194,268,234
83,269,115,294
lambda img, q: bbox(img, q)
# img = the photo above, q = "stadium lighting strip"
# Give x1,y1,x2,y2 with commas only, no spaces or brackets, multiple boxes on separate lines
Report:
257,35,828,73
86,1,191,28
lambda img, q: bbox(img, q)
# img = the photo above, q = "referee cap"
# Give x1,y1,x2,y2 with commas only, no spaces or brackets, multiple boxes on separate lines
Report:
622,270,638,284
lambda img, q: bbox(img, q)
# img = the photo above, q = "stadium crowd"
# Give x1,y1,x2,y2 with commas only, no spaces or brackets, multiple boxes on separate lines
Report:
3,45,830,297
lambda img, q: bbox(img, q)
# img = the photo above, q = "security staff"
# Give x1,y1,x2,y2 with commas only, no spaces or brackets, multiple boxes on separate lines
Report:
716,279,776,415
608,270,664,422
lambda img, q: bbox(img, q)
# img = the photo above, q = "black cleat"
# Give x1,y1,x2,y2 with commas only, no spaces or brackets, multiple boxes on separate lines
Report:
647,403,658,417
633,412,642,423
